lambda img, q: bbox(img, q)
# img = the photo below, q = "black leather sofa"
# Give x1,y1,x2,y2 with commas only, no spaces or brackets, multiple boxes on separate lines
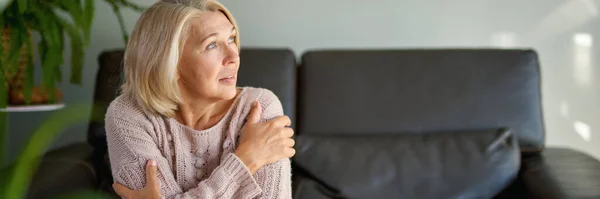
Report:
290,50,600,199
23,48,600,199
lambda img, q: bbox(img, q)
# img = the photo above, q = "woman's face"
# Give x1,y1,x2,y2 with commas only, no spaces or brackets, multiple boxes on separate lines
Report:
177,11,239,102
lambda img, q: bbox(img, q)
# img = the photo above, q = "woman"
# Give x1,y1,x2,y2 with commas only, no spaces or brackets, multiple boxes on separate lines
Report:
105,0,295,198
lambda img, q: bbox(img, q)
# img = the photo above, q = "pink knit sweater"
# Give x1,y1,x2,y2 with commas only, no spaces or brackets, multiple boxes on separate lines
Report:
105,87,292,199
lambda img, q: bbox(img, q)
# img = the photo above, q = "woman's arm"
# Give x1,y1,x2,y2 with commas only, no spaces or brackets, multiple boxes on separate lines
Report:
106,105,261,199
107,88,293,198
251,89,293,198
253,159,292,198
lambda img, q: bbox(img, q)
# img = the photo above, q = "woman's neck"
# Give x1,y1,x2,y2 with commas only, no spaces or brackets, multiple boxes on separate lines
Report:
175,93,237,131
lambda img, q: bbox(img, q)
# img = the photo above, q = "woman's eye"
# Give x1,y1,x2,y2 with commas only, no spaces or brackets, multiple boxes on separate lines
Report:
228,36,235,43
207,42,216,49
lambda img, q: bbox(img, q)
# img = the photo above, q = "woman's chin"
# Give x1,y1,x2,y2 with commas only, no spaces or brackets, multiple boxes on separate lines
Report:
221,85,238,99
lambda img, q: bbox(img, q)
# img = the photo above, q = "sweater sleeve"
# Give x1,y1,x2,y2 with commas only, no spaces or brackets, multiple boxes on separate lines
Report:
252,89,293,198
106,101,262,199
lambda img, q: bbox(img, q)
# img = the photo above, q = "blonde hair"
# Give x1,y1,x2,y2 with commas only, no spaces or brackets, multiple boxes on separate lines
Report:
121,0,240,117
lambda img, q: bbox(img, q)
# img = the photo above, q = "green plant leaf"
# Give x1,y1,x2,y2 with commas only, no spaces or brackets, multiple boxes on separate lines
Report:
58,0,88,48
106,0,147,45
5,6,26,81
56,0,83,29
32,28,54,94
30,7,50,92
54,16,65,84
36,9,66,100
23,30,34,104
83,0,94,45
0,12,6,85
108,1,129,45
17,0,27,14
2,103,104,199
5,27,22,78
40,37,58,97
30,9,51,92
55,12,84,85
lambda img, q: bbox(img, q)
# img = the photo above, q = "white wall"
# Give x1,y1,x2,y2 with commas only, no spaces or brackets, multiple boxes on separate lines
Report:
7,0,599,164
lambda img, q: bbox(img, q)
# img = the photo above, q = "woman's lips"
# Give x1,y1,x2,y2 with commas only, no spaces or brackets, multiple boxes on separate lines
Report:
219,76,236,84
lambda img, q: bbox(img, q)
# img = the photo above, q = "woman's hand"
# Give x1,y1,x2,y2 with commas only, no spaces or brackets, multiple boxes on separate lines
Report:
113,160,162,199
235,101,296,174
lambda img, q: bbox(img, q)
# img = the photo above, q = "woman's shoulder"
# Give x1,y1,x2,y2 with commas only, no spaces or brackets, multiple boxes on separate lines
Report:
237,87,284,119
238,87,280,106
104,94,162,142
240,86,279,103
106,94,151,122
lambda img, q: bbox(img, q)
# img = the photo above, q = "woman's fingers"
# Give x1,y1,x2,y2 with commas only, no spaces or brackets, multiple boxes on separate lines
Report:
145,160,159,189
284,147,296,157
284,138,295,147
246,101,262,124
113,183,131,198
272,115,291,127
281,127,294,138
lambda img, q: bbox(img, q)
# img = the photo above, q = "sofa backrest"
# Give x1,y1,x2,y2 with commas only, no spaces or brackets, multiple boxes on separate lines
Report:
237,49,297,127
297,49,545,151
88,50,125,153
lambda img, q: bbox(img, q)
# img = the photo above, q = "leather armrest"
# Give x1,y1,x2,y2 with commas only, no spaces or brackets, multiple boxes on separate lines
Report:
520,147,600,199
26,143,97,199
292,169,341,199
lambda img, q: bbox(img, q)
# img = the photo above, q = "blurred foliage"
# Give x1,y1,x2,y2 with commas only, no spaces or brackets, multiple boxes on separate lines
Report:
0,103,110,199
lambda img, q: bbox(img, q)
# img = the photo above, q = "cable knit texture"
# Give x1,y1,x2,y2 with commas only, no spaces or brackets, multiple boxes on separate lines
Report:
105,87,292,199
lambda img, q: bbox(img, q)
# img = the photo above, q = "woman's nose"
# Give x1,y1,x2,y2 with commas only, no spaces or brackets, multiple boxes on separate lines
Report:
223,44,239,66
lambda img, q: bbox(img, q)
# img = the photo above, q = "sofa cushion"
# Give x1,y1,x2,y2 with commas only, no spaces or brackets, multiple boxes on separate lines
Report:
293,128,520,199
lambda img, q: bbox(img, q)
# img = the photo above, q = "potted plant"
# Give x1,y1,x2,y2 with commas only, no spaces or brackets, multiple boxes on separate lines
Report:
0,1,144,198
0,0,143,107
